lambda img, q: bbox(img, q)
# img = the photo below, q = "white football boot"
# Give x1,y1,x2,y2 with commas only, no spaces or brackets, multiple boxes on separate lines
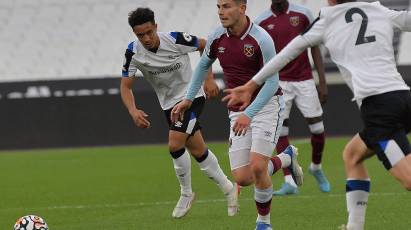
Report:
226,183,240,216
172,192,195,218
284,145,304,186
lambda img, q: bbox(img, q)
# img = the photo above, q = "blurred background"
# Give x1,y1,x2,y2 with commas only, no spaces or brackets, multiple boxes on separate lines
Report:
0,0,410,149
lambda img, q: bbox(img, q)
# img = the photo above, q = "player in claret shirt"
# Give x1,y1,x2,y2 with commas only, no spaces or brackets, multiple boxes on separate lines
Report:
171,1,303,229
223,1,411,229
255,0,330,196
121,7,238,219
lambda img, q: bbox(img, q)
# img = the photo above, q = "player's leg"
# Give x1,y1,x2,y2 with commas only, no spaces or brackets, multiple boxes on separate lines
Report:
229,125,255,186
372,129,411,190
361,90,411,190
273,81,298,195
390,92,411,190
295,79,330,192
342,134,373,230
390,154,411,190
165,97,205,218
251,144,303,229
168,130,195,218
185,130,239,216
251,96,303,230
342,90,411,229
250,152,273,230
228,110,256,187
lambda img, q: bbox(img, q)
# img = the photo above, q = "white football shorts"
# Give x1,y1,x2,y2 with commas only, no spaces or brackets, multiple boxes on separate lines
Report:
228,96,284,170
280,79,323,119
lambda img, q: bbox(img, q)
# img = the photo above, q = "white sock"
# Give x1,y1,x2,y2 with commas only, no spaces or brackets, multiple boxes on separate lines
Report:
310,162,322,171
284,175,297,187
277,152,291,168
255,186,273,224
257,213,271,224
172,150,192,195
346,179,370,229
198,149,233,194
267,160,274,175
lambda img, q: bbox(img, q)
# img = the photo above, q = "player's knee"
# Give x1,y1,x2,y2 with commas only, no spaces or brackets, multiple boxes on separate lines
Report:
232,173,253,186
250,161,267,177
343,145,360,166
168,141,185,153
236,178,253,187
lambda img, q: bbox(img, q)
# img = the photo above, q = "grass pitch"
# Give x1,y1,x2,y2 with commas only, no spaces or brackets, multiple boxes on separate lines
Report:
0,137,410,229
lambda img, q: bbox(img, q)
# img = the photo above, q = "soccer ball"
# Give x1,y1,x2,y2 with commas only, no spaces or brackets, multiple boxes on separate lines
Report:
13,215,48,230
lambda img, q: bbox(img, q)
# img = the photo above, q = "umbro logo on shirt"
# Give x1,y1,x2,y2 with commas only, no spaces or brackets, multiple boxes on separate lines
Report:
218,47,226,53
168,55,180,59
264,131,272,138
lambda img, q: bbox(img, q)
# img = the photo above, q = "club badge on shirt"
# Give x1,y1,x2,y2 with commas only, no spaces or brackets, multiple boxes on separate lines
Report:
244,44,255,57
290,16,300,27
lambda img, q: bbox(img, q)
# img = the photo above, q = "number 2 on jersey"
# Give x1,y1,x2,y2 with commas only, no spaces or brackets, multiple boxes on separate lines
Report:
345,8,376,45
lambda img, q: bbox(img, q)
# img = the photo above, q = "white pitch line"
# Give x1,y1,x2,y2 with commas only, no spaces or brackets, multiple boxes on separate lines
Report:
0,192,408,212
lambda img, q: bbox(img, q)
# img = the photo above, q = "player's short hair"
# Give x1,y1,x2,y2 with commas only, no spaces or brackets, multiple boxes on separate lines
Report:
234,0,247,4
128,7,155,28
336,0,356,3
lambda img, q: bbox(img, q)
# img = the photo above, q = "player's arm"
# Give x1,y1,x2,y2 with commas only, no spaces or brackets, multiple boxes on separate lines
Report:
382,6,411,31
253,37,314,85
223,17,325,108
120,45,150,129
223,36,312,110
311,46,327,104
243,37,279,119
120,77,151,129
198,38,219,99
253,16,324,85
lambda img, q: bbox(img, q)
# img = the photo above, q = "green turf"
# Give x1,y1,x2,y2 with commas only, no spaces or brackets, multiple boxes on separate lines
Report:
0,137,410,229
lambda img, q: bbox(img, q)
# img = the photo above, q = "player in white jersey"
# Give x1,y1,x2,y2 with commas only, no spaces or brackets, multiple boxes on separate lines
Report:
222,1,411,229
120,7,239,219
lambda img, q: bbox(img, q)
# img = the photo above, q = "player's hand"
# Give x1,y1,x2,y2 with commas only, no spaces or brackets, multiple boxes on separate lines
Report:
317,82,328,104
204,77,219,99
232,114,251,136
171,99,192,123
222,85,253,111
130,109,151,129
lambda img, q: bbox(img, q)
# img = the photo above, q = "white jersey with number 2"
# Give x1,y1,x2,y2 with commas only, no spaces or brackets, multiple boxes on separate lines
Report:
251,1,411,108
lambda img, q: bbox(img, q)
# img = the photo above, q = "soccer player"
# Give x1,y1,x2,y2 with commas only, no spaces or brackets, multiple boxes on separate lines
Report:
171,0,303,229
255,0,330,195
223,1,411,229
120,7,239,219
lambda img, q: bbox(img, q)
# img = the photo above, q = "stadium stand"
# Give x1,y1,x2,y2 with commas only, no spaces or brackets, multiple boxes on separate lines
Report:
0,0,410,149
0,0,409,82
0,0,336,81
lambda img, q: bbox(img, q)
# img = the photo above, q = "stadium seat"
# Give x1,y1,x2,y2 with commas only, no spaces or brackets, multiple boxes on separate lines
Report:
0,0,409,82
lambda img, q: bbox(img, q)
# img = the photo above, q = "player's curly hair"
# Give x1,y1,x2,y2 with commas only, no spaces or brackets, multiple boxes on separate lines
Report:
128,7,155,28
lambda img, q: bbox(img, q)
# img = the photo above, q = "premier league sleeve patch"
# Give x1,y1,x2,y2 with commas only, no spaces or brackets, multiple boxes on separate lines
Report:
171,32,199,48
